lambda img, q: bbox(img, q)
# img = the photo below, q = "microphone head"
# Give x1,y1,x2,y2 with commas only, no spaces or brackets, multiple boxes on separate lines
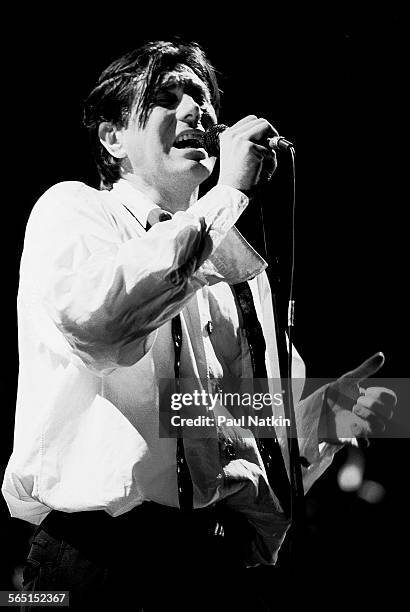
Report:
203,123,294,155
203,124,228,157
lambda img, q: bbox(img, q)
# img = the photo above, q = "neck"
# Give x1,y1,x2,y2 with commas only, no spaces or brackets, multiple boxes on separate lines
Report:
122,173,198,212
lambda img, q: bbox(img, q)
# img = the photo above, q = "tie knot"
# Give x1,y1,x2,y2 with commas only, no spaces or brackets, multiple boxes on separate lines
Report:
147,208,172,228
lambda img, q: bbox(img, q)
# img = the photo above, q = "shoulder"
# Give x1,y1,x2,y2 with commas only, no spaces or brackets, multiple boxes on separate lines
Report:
27,181,114,227
35,180,102,210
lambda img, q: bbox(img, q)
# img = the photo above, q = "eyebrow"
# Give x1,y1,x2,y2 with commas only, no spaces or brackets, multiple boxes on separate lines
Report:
158,75,210,100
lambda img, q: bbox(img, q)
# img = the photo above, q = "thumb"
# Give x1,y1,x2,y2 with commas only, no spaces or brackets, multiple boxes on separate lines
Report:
341,352,385,383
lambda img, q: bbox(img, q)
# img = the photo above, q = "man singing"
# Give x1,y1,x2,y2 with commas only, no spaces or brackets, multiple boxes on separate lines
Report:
2,40,395,610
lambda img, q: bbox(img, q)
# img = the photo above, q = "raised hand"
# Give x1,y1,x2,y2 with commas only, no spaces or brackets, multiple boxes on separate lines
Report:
217,115,278,192
319,352,397,445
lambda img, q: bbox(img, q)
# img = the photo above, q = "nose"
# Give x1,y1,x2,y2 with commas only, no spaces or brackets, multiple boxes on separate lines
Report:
176,93,202,128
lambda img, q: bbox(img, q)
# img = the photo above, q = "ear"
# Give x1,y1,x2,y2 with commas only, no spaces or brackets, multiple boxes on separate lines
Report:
98,122,128,159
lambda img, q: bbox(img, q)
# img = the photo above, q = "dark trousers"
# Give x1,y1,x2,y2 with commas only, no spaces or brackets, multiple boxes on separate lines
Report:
21,502,278,611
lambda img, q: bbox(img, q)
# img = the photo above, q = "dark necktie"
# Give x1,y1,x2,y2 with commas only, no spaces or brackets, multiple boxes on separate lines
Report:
147,209,194,512
233,281,291,516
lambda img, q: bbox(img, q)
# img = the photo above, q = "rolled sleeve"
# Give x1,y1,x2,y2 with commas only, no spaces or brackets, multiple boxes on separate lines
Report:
296,384,343,493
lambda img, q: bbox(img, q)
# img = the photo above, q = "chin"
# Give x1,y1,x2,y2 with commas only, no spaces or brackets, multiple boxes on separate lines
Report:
193,158,215,178
179,159,212,184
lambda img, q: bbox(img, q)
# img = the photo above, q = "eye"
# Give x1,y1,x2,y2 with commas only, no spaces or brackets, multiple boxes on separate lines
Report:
194,92,207,105
153,90,179,109
185,84,207,106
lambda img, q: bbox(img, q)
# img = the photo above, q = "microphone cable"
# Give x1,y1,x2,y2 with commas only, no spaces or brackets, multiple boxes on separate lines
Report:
259,143,306,565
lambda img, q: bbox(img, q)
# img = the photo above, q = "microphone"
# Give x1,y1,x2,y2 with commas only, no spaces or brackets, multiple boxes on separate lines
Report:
203,124,294,157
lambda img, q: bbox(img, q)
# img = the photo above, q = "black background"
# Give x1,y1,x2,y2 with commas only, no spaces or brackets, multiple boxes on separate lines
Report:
1,4,408,598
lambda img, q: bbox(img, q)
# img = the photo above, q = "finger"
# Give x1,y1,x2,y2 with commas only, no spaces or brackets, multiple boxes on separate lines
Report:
250,143,276,157
352,406,387,434
363,386,397,407
231,115,259,129
352,403,388,429
353,400,379,420
355,395,394,419
353,395,391,434
341,352,385,383
239,119,278,143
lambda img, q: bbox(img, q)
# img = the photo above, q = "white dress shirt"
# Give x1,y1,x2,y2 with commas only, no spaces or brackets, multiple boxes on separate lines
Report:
2,178,338,565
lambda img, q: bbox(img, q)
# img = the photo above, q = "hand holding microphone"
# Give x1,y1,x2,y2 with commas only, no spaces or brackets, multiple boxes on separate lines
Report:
202,115,293,194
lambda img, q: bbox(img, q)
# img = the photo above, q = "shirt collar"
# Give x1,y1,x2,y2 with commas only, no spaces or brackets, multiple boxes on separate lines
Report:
111,179,161,229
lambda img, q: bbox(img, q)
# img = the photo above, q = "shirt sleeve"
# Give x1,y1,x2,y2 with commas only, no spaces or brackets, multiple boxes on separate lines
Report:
295,384,345,494
21,182,263,373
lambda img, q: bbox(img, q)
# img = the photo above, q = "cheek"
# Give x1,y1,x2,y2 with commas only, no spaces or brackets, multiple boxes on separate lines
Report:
122,129,144,164
149,109,176,145
161,117,178,150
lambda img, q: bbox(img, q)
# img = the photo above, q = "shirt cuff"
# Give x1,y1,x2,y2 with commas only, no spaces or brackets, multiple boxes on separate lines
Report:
296,384,347,493
190,185,267,285
190,184,248,246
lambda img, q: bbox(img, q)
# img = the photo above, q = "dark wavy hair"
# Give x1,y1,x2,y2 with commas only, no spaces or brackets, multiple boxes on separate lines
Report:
83,40,220,189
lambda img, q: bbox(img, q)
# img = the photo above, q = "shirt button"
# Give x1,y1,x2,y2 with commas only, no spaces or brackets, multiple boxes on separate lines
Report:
206,321,213,335
220,439,237,461
225,441,237,461
214,382,223,394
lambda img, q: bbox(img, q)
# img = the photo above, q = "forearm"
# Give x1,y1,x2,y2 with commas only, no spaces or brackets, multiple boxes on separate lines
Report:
24,182,264,370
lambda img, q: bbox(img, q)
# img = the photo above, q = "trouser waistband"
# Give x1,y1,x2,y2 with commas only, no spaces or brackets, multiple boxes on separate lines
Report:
39,502,221,559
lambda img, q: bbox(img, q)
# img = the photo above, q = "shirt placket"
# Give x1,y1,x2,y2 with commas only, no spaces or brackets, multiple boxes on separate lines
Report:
195,286,224,396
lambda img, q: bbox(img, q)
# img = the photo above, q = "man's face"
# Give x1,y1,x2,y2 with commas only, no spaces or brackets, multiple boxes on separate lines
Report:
118,65,218,199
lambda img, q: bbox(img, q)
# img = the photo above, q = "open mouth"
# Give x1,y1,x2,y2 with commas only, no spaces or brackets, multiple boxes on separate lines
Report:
173,133,204,149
